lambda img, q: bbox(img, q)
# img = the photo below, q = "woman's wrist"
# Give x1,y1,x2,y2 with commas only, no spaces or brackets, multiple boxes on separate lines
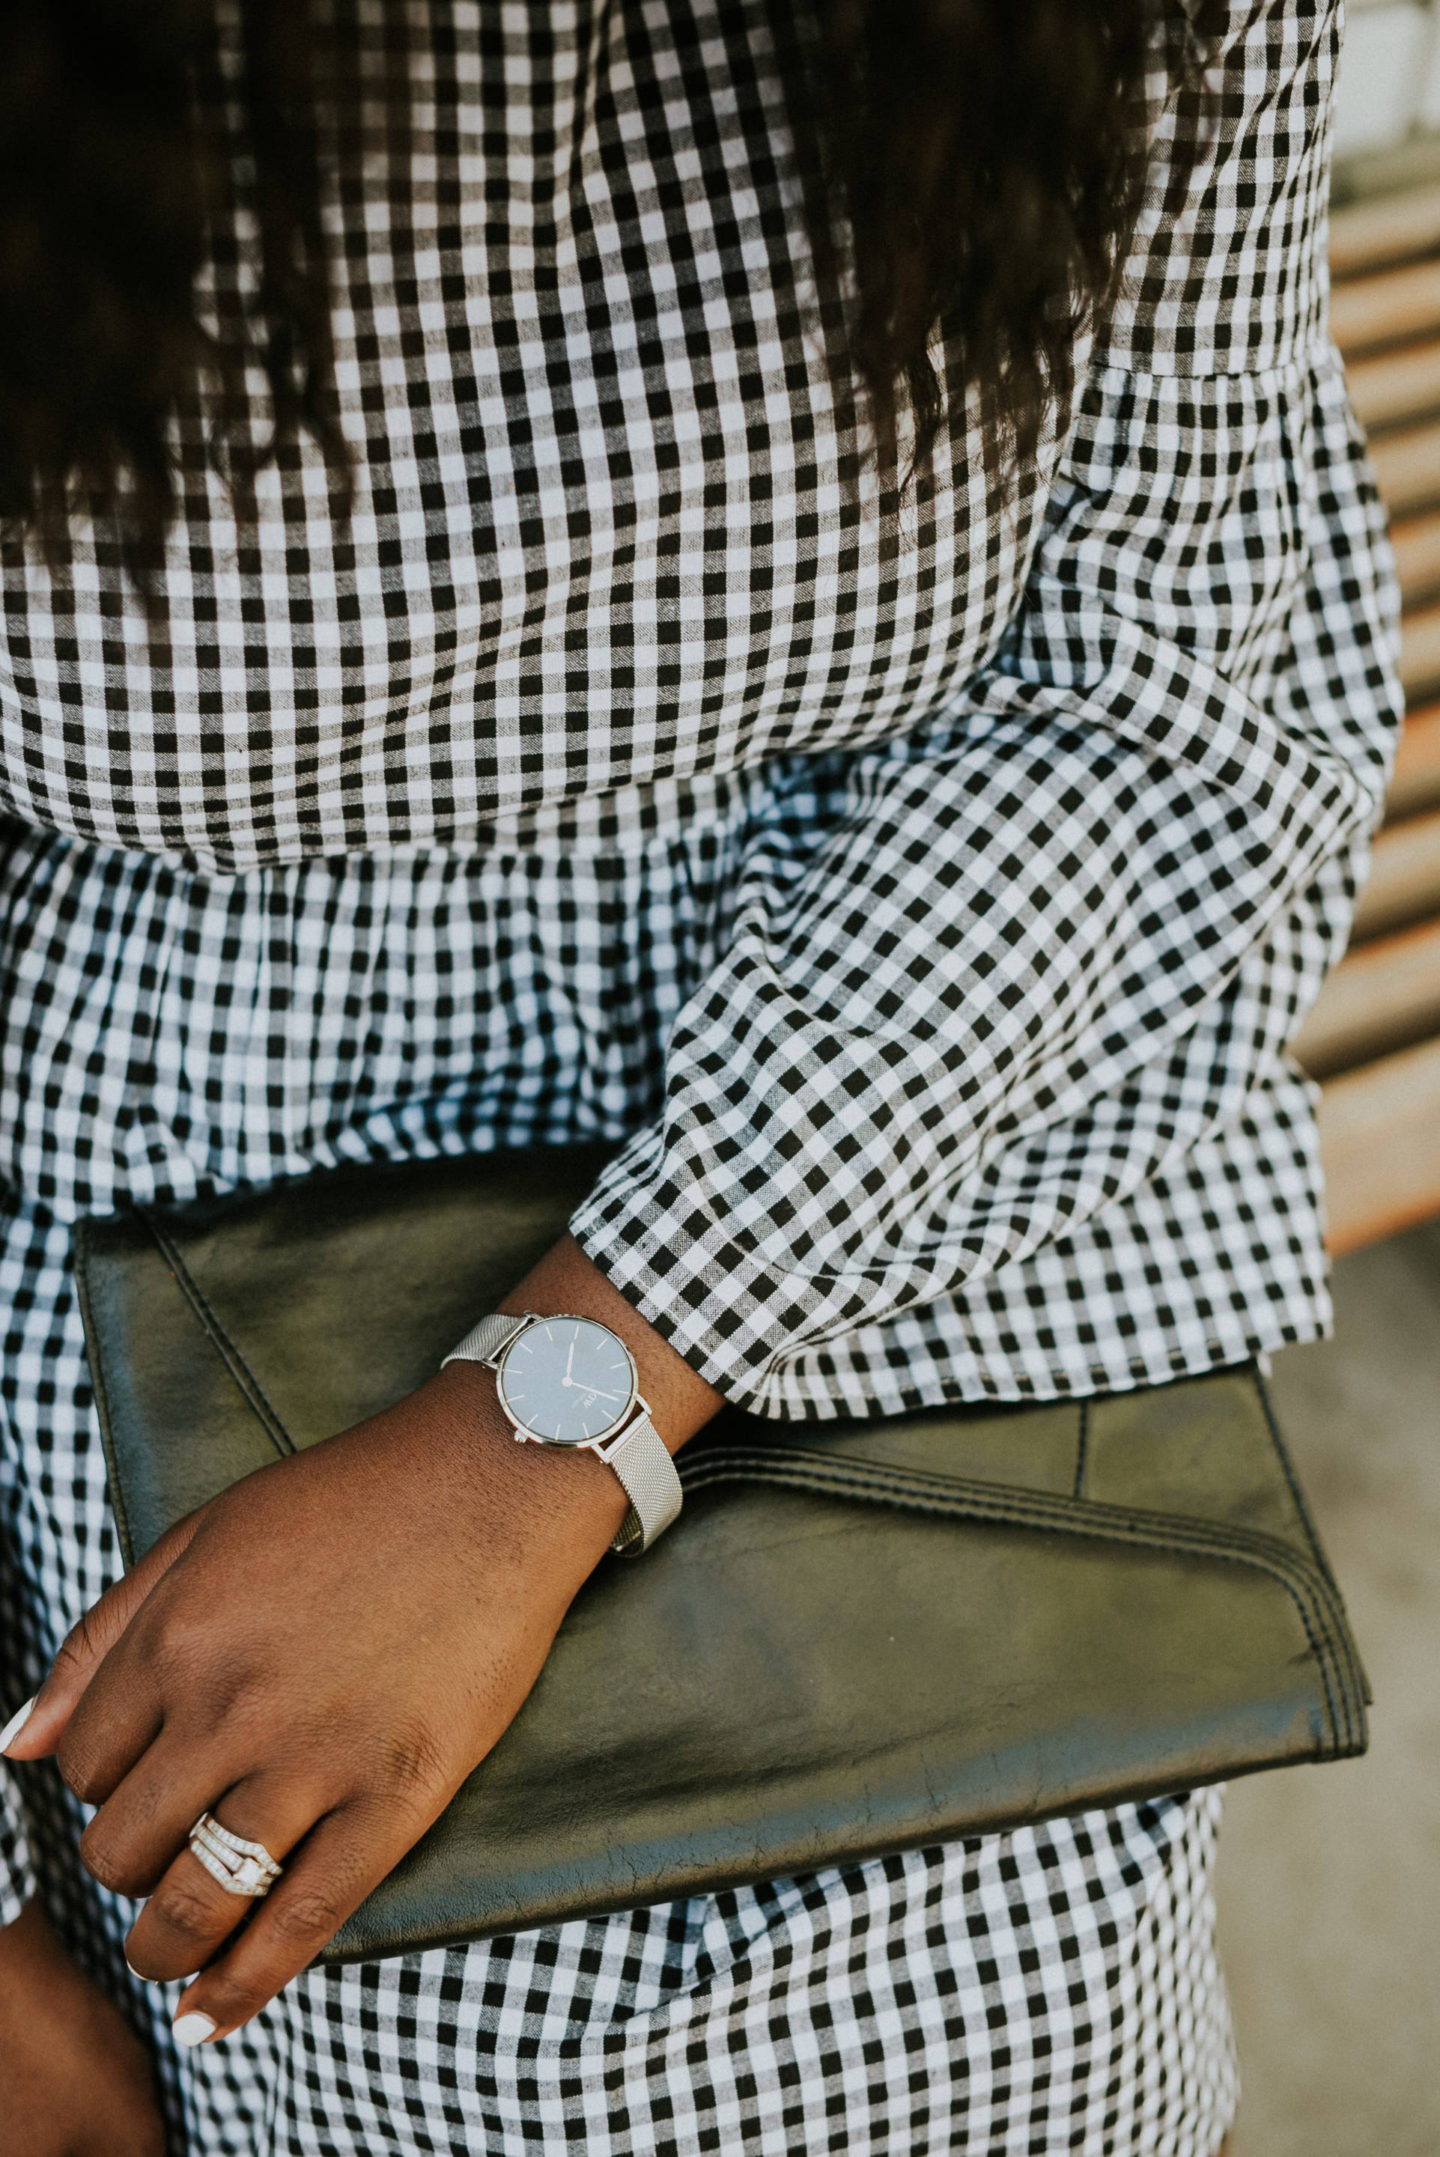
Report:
426,1357,632,1579
495,1233,723,1457
414,1233,722,1588
421,1233,721,1584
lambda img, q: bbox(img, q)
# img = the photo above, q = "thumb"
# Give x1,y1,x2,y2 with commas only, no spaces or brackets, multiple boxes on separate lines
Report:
2,1512,203,1761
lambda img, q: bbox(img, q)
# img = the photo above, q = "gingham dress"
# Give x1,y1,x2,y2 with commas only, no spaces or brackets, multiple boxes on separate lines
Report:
0,0,1398,2149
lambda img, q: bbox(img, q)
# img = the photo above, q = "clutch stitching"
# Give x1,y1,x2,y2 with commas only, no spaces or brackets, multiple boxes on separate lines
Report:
73,1221,139,1571
1249,1363,1342,1592
140,1212,297,1461
678,1447,1361,1754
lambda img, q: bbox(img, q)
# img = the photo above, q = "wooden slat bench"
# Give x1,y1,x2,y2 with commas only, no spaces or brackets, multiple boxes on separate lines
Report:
1301,183,1440,1248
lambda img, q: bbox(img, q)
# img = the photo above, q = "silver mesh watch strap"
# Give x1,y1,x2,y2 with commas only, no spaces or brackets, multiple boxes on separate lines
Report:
441,1312,531,1368
597,1413,684,1556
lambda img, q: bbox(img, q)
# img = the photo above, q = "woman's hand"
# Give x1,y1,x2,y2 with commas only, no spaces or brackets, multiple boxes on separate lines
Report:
2,1233,715,2036
6,1363,631,2043
6,1361,625,2044
0,1899,165,2156
3,1236,718,2048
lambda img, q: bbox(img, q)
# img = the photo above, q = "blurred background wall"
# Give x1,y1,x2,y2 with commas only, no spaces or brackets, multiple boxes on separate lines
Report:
1215,10,1440,2153
1337,0,1440,167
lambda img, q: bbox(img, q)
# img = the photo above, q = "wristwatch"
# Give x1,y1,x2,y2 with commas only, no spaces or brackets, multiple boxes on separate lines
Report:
441,1311,684,1554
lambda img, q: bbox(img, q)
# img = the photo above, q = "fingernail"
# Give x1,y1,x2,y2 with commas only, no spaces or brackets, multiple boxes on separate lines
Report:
0,1695,36,1755
172,2011,217,2048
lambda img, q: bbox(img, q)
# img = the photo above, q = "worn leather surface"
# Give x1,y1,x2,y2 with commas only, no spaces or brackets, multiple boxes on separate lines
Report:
75,1148,1369,1963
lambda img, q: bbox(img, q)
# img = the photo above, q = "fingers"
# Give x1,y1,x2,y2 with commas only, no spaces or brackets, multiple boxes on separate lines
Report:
164,1796,424,2044
77,1729,242,1901
6,1512,202,1762
123,1774,324,1988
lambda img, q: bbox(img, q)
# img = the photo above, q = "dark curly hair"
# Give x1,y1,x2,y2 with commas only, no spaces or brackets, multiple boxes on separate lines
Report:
0,0,1183,565
796,0,1158,478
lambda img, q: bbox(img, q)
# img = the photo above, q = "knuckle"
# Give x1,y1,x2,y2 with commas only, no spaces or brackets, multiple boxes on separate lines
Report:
151,1630,263,1731
151,1878,226,1943
80,1826,143,1896
80,1841,126,1892
52,1621,91,1678
57,1599,121,1683
202,1972,271,2028
146,1610,212,1681
58,1596,119,1675
377,1722,449,1803
268,1882,347,1947
57,1731,107,1807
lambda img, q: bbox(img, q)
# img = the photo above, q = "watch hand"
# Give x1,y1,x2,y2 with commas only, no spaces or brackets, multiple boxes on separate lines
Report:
577,1385,623,1404
564,1336,576,1386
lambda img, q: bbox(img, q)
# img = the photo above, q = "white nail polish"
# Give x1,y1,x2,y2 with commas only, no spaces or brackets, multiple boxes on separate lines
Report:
172,2010,218,2048
0,1696,37,1755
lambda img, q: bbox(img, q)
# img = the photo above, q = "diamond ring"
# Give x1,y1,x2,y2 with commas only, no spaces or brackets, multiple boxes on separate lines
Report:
188,1811,283,1899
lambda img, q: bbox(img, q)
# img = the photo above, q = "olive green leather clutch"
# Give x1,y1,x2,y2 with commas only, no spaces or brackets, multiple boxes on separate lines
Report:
74,1145,1368,1964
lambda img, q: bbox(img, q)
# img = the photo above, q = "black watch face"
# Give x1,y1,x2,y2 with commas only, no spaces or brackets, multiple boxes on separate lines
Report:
496,1316,637,1445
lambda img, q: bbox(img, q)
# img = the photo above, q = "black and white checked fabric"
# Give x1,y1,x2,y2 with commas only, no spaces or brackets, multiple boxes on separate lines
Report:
0,0,1404,1417
0,0,1396,2147
0,1126,1237,2152
0,1208,1236,2154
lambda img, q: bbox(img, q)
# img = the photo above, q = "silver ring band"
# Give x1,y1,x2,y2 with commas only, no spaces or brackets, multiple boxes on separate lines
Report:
188,1811,283,1900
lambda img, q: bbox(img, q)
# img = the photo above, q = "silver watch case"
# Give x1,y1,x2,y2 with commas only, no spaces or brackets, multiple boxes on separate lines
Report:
442,1310,684,1553
487,1310,649,1455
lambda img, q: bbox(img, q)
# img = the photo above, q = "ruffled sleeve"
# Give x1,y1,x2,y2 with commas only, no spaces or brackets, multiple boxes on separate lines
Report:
572,0,1402,1413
